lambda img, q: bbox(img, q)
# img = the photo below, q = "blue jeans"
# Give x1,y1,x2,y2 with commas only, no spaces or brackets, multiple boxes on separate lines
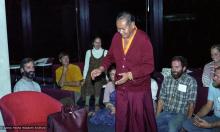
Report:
182,115,220,132
156,111,186,132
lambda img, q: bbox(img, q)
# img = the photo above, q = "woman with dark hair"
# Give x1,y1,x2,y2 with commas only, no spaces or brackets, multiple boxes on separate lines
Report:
202,44,220,87
82,36,108,110
89,64,116,126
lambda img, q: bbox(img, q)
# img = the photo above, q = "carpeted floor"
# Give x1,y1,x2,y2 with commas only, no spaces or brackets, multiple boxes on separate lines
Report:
78,90,115,132
88,122,115,132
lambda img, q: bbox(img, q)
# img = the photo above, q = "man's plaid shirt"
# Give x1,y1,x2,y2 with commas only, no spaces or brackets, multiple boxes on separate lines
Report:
159,73,197,114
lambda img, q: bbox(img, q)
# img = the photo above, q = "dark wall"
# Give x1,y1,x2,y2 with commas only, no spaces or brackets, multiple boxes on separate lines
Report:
162,0,220,68
89,0,146,50
6,0,146,64
6,0,79,63
6,0,220,69
6,0,23,63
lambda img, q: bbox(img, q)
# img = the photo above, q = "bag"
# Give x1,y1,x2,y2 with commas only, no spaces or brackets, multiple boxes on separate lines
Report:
47,105,88,132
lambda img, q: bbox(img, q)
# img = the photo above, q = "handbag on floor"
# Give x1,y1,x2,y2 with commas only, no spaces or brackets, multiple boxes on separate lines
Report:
47,105,88,132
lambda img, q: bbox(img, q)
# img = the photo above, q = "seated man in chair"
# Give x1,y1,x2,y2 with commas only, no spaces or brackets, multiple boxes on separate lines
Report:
14,58,41,92
56,51,83,103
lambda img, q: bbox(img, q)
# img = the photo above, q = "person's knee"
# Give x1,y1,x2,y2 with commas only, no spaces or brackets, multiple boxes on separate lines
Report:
156,117,168,131
182,119,193,131
168,123,179,132
168,119,184,132
158,126,168,132
157,121,168,132
156,116,164,125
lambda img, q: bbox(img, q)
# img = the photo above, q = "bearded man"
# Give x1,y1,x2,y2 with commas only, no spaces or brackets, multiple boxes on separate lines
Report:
182,66,220,132
156,56,197,132
14,58,41,92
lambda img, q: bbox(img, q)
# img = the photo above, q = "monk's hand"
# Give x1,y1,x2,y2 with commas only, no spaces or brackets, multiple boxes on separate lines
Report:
91,66,104,80
115,72,130,85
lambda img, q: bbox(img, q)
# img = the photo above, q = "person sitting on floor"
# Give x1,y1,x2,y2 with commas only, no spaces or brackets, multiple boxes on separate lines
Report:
156,56,197,132
89,64,116,126
182,66,220,132
202,44,220,87
14,57,41,92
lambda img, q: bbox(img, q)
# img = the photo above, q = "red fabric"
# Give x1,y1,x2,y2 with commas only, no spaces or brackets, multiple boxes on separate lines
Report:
101,30,157,132
116,89,157,132
0,91,62,132
102,30,154,90
47,106,88,132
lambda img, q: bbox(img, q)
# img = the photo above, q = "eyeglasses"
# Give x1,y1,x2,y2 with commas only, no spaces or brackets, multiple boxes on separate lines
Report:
117,25,130,33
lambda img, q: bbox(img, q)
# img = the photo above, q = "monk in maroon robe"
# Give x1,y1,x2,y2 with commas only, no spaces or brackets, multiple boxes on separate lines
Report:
91,11,157,132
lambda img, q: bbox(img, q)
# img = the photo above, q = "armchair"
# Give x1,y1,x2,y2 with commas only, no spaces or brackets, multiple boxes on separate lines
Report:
0,91,62,132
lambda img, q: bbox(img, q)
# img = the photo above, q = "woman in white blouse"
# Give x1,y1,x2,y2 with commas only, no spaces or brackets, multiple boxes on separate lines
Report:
82,36,108,110
202,44,220,87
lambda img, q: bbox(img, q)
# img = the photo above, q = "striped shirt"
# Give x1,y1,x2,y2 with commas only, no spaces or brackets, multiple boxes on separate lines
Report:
159,73,197,114
202,61,215,87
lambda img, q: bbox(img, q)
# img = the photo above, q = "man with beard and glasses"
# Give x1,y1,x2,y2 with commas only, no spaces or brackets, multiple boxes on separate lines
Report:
156,56,197,132
14,58,41,92
182,66,220,132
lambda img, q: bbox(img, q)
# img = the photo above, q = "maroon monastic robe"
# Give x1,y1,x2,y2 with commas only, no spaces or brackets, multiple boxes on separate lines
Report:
101,29,157,132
